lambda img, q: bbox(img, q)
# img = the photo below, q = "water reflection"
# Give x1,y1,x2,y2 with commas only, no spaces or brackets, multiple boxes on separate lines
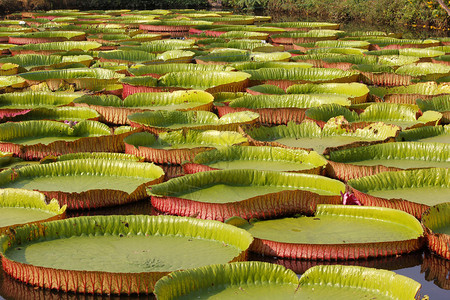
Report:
422,251,450,290
248,250,423,274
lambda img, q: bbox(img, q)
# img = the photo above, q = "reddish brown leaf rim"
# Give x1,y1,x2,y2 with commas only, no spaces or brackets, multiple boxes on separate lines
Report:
151,190,341,222
249,237,425,261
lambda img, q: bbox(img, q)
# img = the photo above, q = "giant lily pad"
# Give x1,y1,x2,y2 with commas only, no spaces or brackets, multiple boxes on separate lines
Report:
9,41,101,55
73,90,214,125
0,158,164,209
128,110,258,133
398,125,449,143
6,106,100,122
8,31,86,45
124,130,248,164
129,63,234,77
219,94,350,125
0,120,130,160
241,204,424,260
154,263,421,300
19,68,124,91
417,95,450,124
0,215,252,294
286,82,369,104
348,168,449,219
245,68,359,89
306,103,442,129
183,146,327,175
120,71,251,98
421,202,450,259
370,81,450,104
0,189,66,234
149,169,343,221
326,142,449,181
243,119,399,154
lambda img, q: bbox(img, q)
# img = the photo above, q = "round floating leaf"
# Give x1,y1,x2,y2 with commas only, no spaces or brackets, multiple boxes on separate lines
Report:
0,120,127,160
0,189,66,234
286,82,369,104
155,262,421,300
185,146,327,174
128,110,258,133
327,142,449,181
6,106,100,122
349,168,449,219
244,204,424,260
395,63,450,81
421,202,450,259
243,119,398,154
398,125,449,143
0,215,252,294
124,130,249,164
245,67,359,89
129,63,233,77
0,158,164,209
74,90,214,125
0,91,81,109
8,31,86,44
10,41,102,54
0,54,93,71
232,61,312,71
149,169,344,221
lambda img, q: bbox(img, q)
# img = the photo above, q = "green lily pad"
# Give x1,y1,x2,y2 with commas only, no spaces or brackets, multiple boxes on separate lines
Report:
7,107,100,122
74,90,214,125
128,110,258,133
0,120,128,160
0,189,66,234
0,158,164,209
154,263,421,300
349,168,449,219
421,202,450,259
124,130,248,164
241,204,424,260
286,82,369,104
243,119,399,154
0,215,252,294
185,146,327,174
0,91,82,109
129,63,234,76
306,103,442,129
149,169,344,221
398,125,449,143
10,41,102,54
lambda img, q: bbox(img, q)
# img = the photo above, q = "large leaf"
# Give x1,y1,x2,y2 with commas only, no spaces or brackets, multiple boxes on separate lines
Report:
245,67,359,84
349,168,449,219
128,110,258,133
0,120,127,160
0,188,66,234
327,142,449,182
0,91,82,109
124,130,248,164
0,54,93,71
286,82,369,104
129,63,233,76
244,119,399,154
154,263,421,300
229,94,351,109
19,68,124,81
421,202,450,259
0,158,164,209
243,204,424,260
0,215,252,294
10,41,102,53
398,125,449,143
149,169,344,221
186,145,327,174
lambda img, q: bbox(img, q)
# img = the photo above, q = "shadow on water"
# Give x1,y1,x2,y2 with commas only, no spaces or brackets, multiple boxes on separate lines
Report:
250,249,449,299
